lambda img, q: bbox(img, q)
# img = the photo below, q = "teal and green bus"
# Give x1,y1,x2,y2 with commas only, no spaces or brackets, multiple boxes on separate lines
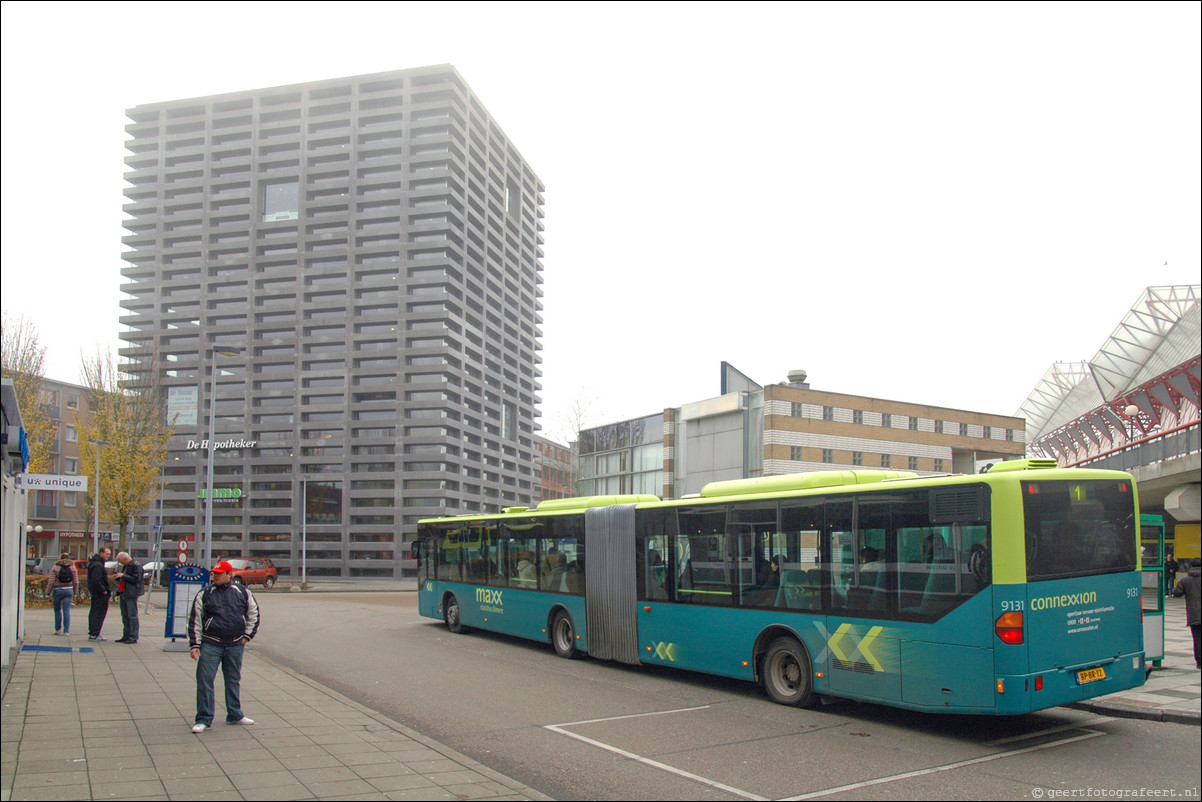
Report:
415,460,1146,714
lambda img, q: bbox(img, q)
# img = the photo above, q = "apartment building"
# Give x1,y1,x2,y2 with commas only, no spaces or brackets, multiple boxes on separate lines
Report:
118,65,545,578
20,379,111,561
533,434,574,505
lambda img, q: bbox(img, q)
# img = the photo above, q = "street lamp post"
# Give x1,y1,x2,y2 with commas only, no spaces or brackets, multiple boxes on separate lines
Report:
203,345,243,570
1124,403,1140,444
301,478,308,587
92,440,110,555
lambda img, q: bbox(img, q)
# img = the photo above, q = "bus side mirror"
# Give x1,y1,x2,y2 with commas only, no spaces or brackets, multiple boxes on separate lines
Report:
410,542,422,559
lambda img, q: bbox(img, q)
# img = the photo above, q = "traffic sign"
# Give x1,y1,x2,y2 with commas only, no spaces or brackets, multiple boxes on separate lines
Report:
178,540,188,552
178,551,188,563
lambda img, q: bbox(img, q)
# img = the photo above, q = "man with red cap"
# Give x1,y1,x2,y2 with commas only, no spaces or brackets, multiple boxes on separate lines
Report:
188,560,261,733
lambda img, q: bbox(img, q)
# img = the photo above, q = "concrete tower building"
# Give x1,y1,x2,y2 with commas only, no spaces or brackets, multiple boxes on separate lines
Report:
119,65,544,579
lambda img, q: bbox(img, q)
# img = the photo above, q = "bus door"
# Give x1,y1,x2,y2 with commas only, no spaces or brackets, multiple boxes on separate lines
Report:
637,506,756,680
1140,514,1165,668
823,499,902,703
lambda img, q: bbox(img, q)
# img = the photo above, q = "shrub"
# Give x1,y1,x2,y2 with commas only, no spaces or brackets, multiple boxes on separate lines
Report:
24,574,110,606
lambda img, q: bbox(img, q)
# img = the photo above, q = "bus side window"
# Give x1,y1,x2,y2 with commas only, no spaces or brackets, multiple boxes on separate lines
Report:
842,501,889,613
644,538,669,601
464,526,488,584
499,539,519,587
437,529,460,582
897,529,931,611
674,508,732,606
823,500,854,610
967,529,992,591
540,538,566,592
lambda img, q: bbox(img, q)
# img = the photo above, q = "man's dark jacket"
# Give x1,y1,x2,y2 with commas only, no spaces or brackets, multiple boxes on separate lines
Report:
118,560,144,597
87,553,110,598
188,581,261,648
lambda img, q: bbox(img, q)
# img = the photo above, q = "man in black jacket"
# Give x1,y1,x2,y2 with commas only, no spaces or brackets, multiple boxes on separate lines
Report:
87,547,112,641
188,560,261,733
113,552,144,644
1171,558,1201,670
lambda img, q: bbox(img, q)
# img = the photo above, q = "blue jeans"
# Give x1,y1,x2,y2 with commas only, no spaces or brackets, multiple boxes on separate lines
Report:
195,642,246,725
52,588,74,633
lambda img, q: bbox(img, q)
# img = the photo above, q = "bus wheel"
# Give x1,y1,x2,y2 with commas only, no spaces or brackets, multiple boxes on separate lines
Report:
762,636,815,707
551,610,577,659
444,594,465,634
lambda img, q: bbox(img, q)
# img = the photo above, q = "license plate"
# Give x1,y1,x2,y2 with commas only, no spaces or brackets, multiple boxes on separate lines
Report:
1076,667,1106,685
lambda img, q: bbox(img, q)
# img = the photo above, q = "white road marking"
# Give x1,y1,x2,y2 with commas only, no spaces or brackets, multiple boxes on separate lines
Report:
545,706,769,801
987,715,1115,746
783,728,1107,800
547,708,1112,802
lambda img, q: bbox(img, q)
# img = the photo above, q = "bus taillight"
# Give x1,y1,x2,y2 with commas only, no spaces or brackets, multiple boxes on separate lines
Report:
995,611,1024,645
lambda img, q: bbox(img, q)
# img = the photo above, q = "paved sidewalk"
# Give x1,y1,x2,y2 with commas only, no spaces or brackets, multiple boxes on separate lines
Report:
2,591,1195,802
1069,593,1200,725
1,606,550,802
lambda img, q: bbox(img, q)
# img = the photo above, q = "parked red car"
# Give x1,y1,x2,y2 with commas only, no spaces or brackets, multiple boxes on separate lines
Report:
223,558,278,588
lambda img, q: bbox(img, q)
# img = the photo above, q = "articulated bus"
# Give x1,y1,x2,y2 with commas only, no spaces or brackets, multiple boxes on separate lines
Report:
414,460,1146,714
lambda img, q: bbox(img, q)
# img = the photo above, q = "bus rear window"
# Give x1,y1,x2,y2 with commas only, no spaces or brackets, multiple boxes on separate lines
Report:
1022,480,1137,580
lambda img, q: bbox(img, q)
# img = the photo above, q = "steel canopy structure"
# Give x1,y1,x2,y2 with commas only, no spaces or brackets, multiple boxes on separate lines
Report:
1019,285,1201,464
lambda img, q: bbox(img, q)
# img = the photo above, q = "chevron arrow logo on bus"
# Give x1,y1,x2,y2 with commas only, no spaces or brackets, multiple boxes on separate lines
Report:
654,642,678,661
812,622,886,672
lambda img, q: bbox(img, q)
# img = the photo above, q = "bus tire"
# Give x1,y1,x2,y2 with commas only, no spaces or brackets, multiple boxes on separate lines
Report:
551,610,577,659
762,636,815,707
444,594,466,634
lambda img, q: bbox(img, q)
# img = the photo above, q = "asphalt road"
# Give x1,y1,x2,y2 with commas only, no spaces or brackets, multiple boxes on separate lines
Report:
251,591,1201,801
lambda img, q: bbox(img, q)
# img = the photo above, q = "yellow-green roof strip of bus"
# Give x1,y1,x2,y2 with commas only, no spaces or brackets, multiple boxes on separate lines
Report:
534,494,661,512
985,458,1059,473
699,470,918,498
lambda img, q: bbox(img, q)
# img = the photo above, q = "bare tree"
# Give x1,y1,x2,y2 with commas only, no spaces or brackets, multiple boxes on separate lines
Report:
0,310,57,472
549,395,602,497
77,348,173,553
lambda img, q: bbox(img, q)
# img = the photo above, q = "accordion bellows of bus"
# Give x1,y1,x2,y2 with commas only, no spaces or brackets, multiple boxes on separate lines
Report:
415,460,1145,715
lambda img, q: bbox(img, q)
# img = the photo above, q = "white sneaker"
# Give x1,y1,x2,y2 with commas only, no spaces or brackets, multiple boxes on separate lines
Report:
191,723,207,733
231,717,254,726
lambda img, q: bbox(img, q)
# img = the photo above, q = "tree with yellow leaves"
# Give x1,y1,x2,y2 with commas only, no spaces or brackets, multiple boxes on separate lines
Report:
76,349,174,554
0,311,58,473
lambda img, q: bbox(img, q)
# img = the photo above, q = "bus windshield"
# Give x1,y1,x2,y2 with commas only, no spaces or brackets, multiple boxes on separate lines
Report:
1022,479,1137,580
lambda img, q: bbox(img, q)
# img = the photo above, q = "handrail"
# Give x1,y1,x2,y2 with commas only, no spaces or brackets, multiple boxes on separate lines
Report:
1068,420,1200,468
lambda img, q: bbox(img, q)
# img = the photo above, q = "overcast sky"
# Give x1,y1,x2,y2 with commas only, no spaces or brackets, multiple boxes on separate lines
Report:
2,1,1198,443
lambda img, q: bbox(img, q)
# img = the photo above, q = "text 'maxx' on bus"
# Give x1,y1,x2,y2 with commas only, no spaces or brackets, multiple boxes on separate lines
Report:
415,460,1145,715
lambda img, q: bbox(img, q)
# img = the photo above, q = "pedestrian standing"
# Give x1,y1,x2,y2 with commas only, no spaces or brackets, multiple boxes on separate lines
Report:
1171,557,1201,670
1164,552,1178,592
113,552,144,644
46,552,78,636
87,546,113,641
188,560,260,733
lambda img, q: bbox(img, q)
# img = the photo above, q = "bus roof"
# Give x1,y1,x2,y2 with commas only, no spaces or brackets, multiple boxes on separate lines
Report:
418,461,1132,525
699,469,918,497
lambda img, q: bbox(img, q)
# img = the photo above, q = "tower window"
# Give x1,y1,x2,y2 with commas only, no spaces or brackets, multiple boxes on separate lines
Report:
262,180,299,222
